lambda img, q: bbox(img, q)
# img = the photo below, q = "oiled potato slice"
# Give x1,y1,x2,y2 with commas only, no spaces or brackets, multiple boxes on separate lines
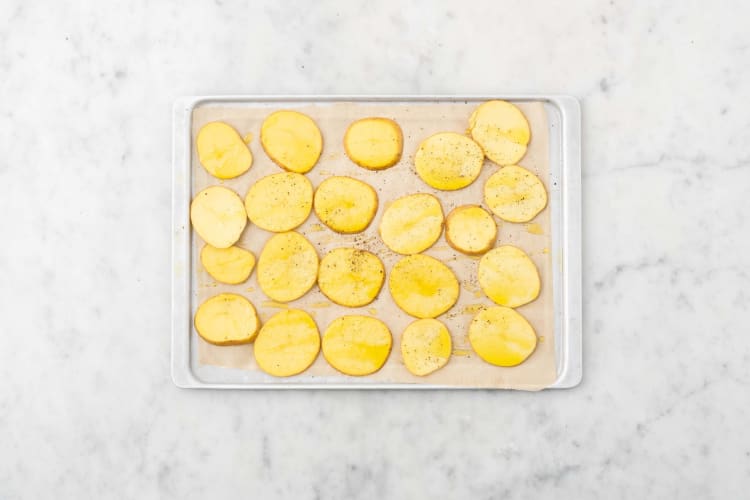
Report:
196,122,253,179
401,319,452,376
468,306,537,366
254,309,320,377
190,186,247,248
389,255,459,318
469,100,530,166
478,245,540,308
445,205,497,255
322,315,392,376
245,172,313,232
257,232,318,302
261,110,322,173
344,117,403,170
318,248,385,307
484,165,548,222
200,245,255,284
194,293,259,345
379,193,443,254
414,132,484,190
313,176,378,233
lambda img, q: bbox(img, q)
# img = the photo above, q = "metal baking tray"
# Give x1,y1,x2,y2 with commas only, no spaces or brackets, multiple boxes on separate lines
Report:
171,95,582,390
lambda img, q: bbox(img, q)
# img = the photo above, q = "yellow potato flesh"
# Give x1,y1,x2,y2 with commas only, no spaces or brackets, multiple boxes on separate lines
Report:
401,319,452,376
478,245,540,308
344,117,403,170
318,248,385,307
260,110,322,173
253,309,320,377
244,172,313,232
484,165,548,223
196,122,253,179
257,232,318,302
414,132,484,190
379,193,443,254
190,186,247,249
445,205,497,255
469,100,530,166
322,315,392,376
389,254,459,318
468,306,537,367
313,176,378,233
194,293,259,345
200,245,255,284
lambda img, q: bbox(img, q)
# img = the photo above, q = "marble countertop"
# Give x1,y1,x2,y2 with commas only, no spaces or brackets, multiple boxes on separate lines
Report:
2,1,749,498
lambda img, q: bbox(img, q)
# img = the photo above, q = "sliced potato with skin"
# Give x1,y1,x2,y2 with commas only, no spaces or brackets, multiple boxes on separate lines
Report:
484,165,548,223
379,193,443,255
389,254,459,318
469,100,530,166
245,172,313,232
478,245,540,308
200,245,255,284
313,176,378,233
445,205,497,255
318,248,385,307
254,309,320,377
322,315,392,376
194,293,259,345
344,117,403,170
401,319,452,376
414,132,484,190
196,122,253,179
261,110,322,173
190,186,247,248
257,232,318,302
468,306,537,367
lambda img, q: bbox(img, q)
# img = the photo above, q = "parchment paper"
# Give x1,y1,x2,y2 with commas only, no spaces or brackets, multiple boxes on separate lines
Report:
190,101,556,390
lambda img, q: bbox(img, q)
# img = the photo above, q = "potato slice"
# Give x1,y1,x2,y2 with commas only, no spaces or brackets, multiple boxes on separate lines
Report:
194,293,259,345
389,254,459,318
469,100,530,166
196,122,253,179
414,132,484,190
322,315,392,376
478,245,540,308
468,306,537,366
401,319,452,376
313,176,378,233
200,245,255,284
318,248,385,307
254,309,320,377
445,205,497,255
244,172,313,232
190,186,247,248
484,165,548,223
257,232,318,302
379,193,443,254
260,110,322,173
344,117,403,170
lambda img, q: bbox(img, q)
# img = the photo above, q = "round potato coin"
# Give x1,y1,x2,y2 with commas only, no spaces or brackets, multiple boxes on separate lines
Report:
468,306,537,367
379,193,443,254
414,132,484,190
484,165,548,223
194,293,259,345
445,205,497,255
478,245,540,308
260,110,322,173
190,186,247,249
401,319,452,376
257,232,318,302
469,100,530,166
318,248,385,307
313,176,378,233
196,121,253,179
254,309,320,377
389,254,459,318
322,315,392,376
344,117,403,170
200,245,256,284
245,172,313,232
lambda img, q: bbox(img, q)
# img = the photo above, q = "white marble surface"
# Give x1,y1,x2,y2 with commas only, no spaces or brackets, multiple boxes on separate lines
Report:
1,0,749,498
